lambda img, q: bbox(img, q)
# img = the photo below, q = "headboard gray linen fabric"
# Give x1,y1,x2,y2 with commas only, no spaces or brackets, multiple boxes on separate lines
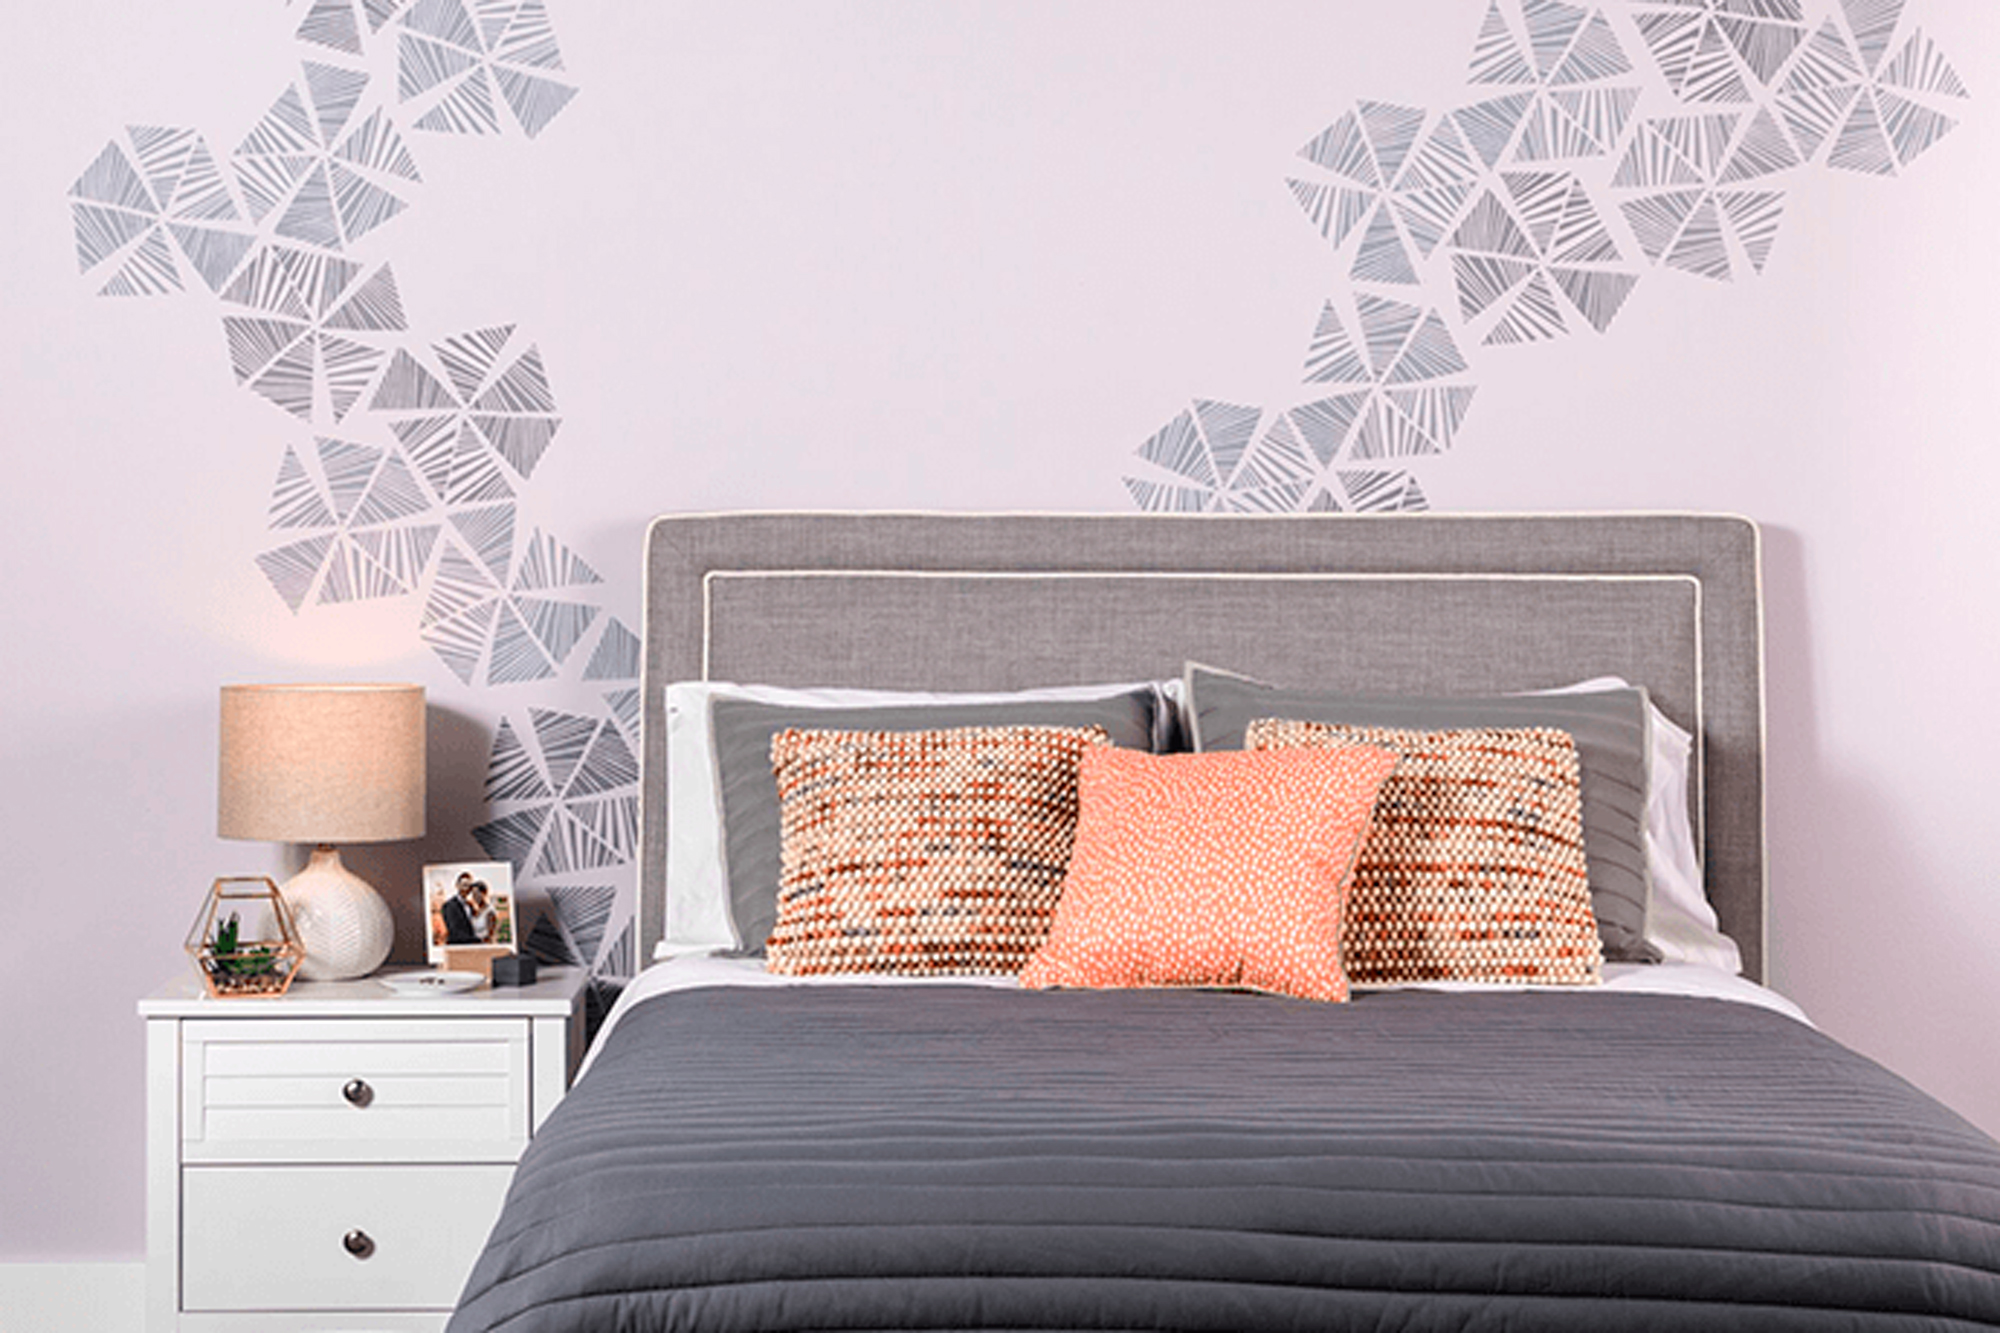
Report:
639,512,1767,981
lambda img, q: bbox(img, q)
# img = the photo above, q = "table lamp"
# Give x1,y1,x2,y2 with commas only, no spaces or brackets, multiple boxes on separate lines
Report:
218,683,426,980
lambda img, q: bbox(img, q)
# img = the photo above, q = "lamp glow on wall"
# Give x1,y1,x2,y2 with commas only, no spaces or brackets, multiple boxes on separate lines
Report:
218,684,427,980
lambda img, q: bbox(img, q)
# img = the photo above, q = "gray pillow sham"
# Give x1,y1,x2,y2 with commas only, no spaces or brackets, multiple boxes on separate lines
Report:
1184,663,1659,963
709,687,1166,951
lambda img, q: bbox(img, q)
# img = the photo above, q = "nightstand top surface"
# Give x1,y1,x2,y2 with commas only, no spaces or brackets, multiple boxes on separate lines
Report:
139,965,589,1018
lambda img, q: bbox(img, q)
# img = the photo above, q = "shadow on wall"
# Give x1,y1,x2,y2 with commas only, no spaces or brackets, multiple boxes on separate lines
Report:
1758,525,1997,1136
337,702,501,967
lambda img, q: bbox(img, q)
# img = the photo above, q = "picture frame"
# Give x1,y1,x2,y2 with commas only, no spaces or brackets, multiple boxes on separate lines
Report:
424,861,519,973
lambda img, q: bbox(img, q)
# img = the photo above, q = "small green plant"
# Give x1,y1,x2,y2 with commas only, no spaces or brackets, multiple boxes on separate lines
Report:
208,912,280,978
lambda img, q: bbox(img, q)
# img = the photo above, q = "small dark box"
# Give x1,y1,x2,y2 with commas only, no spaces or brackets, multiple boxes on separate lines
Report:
491,955,538,987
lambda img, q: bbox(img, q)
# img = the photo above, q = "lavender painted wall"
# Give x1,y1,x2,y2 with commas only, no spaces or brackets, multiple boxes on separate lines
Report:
1,0,1994,1260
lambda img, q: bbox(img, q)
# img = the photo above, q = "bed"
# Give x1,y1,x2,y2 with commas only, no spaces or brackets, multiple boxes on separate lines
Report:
448,511,2000,1331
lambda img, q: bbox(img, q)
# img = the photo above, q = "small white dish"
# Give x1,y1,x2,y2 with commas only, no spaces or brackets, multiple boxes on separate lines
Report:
378,970,485,996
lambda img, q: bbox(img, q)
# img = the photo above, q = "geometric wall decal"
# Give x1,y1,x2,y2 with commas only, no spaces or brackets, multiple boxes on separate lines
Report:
1354,204,1421,285
366,329,562,495
130,125,241,225
567,795,641,860
524,910,581,967
296,0,366,56
547,884,616,972
1634,0,1806,102
1827,92,1898,173
450,503,518,581
530,707,600,799
1124,399,1318,513
1135,0,1968,522
420,541,504,682
1292,294,1476,490
471,698,640,915
1777,18,1867,161
603,686,641,740
1127,404,1218,497
1822,15,1968,177
1125,292,1477,515
470,803,551,871
1465,0,1642,165
1842,0,1906,76
436,324,515,401
327,523,441,602
255,535,337,613
270,445,336,528
1879,27,1968,100
582,619,641,682
1874,87,1956,167
512,595,601,669
255,434,445,610
514,527,601,591
1340,468,1430,512
489,600,558,682
1453,92,1536,169
1612,111,1800,280
1448,171,1637,341
234,65,421,253
1291,101,1482,285
1307,296,1468,389
1469,0,1535,85
397,0,577,139
485,716,553,802
346,327,591,686
71,130,253,297
566,723,638,799
535,806,629,875
1720,107,1805,182
399,417,509,504
596,921,635,984
371,347,456,411
221,247,407,419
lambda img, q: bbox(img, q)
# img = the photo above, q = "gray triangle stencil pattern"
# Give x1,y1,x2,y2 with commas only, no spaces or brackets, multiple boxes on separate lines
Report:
1129,0,1968,518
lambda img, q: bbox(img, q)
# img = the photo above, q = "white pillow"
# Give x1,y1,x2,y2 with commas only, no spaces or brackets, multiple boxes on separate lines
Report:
660,678,1181,961
1543,678,1741,973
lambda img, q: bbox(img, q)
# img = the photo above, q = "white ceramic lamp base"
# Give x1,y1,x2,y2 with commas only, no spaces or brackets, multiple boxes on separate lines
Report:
280,846,396,980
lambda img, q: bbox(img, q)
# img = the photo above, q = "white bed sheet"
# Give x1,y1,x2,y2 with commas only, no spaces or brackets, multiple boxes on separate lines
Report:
581,955,1812,1082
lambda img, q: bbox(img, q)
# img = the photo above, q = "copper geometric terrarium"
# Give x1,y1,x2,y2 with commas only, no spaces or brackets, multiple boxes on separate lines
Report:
185,876,307,998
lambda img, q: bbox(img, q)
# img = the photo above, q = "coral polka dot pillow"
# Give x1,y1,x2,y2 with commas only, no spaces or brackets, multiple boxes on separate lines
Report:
1018,744,1398,1003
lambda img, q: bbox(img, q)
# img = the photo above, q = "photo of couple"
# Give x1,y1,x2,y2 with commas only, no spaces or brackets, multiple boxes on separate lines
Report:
441,872,501,945
424,861,517,967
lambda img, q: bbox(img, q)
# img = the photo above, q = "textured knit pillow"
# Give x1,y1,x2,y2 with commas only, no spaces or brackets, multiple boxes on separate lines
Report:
1017,745,1399,1003
1183,663,1656,963
764,724,1111,976
1249,719,1603,985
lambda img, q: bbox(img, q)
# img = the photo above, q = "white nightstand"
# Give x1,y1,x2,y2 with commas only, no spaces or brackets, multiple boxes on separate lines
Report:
139,967,589,1332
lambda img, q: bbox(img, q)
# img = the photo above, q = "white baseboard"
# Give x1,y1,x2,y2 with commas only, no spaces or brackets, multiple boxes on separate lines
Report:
0,1263,144,1333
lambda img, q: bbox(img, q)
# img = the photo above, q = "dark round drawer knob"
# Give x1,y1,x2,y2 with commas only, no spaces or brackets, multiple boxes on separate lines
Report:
342,1078,374,1108
343,1229,375,1259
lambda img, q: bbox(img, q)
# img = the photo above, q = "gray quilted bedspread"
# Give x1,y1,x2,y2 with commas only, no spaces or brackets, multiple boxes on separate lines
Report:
448,985,2000,1331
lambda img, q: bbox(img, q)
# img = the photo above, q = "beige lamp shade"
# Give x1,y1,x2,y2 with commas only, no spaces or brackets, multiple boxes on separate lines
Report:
218,684,427,844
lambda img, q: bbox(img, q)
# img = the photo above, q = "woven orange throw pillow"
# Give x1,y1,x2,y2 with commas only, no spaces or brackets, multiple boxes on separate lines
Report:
765,724,1111,976
1249,719,1602,985
1018,744,1398,1003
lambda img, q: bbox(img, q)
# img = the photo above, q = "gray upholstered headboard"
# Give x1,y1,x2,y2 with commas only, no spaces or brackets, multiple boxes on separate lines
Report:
639,511,1767,981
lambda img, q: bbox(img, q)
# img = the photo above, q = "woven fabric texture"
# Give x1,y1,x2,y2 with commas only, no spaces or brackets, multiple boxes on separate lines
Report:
1019,745,1398,1003
765,724,1110,976
1249,719,1603,985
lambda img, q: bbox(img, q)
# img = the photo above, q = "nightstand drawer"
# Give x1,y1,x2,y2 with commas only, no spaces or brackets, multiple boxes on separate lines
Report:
182,1163,513,1312
183,1018,529,1163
